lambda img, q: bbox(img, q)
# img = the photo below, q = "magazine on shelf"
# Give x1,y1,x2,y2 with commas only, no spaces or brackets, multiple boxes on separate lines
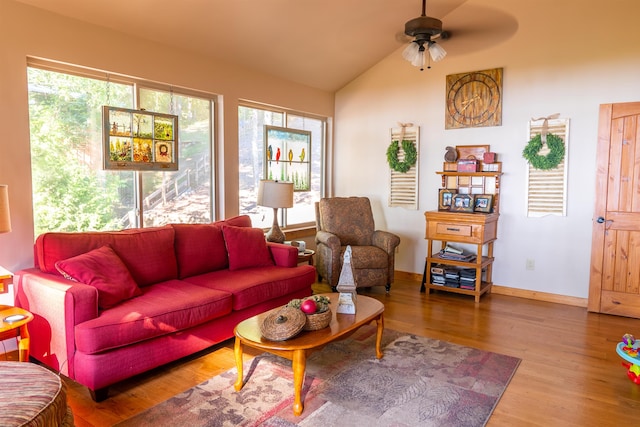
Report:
438,250,476,262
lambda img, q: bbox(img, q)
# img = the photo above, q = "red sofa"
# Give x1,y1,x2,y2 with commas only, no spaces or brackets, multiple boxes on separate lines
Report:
14,216,315,401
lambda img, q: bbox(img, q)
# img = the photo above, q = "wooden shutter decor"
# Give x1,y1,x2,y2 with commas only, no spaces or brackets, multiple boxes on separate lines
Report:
388,125,419,209
525,117,570,217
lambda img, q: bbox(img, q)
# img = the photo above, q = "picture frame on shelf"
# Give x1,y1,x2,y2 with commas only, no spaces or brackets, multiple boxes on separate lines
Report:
438,189,457,210
474,194,494,213
451,194,475,212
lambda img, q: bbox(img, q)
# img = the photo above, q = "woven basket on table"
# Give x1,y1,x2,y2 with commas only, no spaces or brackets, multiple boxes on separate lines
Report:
303,308,332,331
260,307,306,341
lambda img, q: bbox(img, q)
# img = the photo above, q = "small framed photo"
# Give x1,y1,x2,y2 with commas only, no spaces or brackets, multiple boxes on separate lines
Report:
438,189,457,210
474,194,494,213
451,194,475,212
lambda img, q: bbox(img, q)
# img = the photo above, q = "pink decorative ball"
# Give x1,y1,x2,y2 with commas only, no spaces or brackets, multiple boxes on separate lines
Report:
300,299,317,314
623,333,636,346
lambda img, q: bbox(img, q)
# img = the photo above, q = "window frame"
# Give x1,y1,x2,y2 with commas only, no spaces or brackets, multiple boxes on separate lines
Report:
238,100,328,230
27,58,219,232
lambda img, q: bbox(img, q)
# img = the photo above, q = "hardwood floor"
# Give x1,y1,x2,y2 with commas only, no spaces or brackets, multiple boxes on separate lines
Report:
54,279,640,426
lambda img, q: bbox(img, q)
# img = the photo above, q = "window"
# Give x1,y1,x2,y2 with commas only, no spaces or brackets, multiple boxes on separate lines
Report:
27,65,216,235
238,104,326,229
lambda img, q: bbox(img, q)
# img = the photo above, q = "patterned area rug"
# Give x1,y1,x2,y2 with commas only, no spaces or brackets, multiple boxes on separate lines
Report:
117,326,520,427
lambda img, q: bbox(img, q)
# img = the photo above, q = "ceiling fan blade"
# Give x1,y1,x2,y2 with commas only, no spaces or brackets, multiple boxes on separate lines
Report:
395,31,412,44
438,5,518,56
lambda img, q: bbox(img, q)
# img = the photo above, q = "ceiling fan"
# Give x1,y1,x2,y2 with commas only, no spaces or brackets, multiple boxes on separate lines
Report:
402,0,448,71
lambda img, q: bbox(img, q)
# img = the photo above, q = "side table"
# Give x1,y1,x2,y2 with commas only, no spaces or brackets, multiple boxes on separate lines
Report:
297,249,315,266
0,266,11,294
0,305,34,362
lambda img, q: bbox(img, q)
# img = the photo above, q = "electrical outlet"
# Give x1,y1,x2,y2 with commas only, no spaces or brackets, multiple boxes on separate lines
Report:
526,259,535,270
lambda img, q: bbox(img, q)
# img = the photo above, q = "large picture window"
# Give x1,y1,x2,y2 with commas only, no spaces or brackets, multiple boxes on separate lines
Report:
27,64,216,235
238,104,326,229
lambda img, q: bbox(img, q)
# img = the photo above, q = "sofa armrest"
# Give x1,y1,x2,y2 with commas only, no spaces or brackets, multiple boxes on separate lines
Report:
372,230,401,255
267,242,298,267
14,268,99,377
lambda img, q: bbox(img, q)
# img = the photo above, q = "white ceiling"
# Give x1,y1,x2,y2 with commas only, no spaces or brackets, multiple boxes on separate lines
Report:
13,0,518,91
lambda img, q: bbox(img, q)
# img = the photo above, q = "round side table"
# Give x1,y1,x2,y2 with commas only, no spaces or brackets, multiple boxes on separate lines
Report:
297,249,315,266
0,305,34,362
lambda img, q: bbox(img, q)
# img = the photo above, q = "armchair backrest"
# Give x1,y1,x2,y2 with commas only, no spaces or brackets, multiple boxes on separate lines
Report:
316,197,375,246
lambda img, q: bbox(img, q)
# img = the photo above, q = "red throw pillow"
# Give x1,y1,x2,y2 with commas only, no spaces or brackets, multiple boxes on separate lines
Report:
221,226,274,271
55,245,142,309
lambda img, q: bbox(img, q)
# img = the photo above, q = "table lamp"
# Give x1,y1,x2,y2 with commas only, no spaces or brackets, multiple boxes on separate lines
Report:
257,180,294,243
0,185,12,294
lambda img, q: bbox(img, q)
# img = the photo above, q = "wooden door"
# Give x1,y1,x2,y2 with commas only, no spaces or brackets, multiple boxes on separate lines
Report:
589,102,640,317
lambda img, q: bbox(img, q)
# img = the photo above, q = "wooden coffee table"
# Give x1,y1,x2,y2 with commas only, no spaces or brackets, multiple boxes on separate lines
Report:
233,293,384,416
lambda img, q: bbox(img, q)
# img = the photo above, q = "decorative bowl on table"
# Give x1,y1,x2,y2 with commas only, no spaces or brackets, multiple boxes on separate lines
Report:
286,295,332,331
303,308,332,331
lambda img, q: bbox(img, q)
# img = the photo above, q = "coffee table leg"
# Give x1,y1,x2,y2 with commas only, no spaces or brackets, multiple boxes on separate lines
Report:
234,337,244,391
292,349,306,416
375,314,384,359
18,325,30,362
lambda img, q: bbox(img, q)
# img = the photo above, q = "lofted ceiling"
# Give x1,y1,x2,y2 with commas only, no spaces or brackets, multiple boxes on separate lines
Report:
13,0,518,92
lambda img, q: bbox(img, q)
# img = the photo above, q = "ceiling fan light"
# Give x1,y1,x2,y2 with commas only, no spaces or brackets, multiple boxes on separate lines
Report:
402,42,418,62
412,50,425,69
428,42,447,62
402,42,425,70
402,42,419,62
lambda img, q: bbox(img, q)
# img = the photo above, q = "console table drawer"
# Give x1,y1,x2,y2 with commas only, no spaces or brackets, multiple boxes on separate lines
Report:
425,211,499,245
436,223,472,237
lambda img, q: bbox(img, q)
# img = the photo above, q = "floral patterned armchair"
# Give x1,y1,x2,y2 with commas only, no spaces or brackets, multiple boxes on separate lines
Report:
314,197,401,292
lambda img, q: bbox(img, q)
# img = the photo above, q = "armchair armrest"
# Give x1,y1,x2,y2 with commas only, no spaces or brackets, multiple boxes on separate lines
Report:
14,268,99,377
315,230,341,252
372,230,401,255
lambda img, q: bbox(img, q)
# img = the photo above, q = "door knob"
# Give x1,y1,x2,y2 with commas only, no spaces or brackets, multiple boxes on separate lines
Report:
597,217,605,223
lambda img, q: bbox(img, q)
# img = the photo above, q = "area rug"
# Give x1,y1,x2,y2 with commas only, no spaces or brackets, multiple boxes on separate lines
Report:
117,326,520,427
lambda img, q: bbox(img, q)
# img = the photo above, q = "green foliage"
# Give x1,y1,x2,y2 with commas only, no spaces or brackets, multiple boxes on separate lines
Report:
522,133,565,170
386,140,417,173
28,68,132,234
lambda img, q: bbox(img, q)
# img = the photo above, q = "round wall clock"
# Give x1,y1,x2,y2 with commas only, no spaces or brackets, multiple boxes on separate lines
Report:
445,68,503,129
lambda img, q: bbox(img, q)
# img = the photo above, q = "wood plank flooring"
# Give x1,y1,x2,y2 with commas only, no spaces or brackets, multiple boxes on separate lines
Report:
28,279,640,425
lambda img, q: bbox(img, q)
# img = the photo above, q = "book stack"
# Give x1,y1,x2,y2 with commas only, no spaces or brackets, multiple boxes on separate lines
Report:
444,268,460,288
459,268,477,290
431,265,462,287
438,245,476,262
430,265,446,286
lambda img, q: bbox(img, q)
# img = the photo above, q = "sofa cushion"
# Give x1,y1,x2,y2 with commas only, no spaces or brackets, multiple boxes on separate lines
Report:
74,280,233,354
184,265,315,311
172,215,253,278
221,226,274,271
35,226,178,287
55,245,141,309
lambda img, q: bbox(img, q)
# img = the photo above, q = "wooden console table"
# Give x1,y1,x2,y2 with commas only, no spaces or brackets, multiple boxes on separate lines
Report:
422,211,499,302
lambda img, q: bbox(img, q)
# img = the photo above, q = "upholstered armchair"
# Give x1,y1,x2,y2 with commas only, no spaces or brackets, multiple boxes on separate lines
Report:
315,197,401,292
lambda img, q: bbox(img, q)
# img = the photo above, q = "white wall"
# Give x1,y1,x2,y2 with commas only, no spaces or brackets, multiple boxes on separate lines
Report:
0,0,334,275
334,0,640,298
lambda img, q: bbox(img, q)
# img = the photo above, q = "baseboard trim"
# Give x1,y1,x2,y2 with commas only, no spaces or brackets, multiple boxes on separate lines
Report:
394,270,588,308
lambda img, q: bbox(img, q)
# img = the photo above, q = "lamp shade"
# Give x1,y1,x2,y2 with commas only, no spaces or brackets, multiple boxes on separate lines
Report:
257,180,294,209
0,185,10,233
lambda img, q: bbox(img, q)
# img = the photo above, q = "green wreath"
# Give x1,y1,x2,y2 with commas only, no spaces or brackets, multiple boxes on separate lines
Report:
522,133,565,170
386,140,417,173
